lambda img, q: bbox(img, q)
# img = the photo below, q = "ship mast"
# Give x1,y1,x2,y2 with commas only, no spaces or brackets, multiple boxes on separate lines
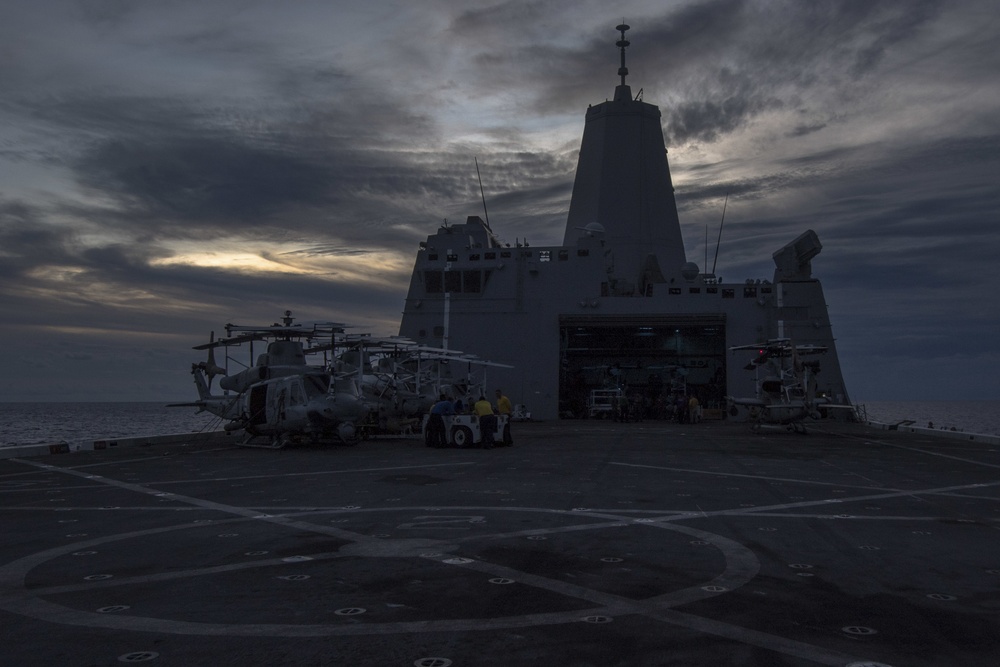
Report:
614,22,631,101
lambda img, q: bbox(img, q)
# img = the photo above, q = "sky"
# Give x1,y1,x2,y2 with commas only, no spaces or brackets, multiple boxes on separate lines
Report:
1,0,998,403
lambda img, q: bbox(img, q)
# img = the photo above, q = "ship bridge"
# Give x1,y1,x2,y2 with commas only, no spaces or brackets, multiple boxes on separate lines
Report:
398,25,849,420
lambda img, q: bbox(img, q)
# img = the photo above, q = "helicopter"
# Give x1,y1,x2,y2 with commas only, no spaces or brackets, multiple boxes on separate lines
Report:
169,311,371,448
325,339,513,437
726,338,853,433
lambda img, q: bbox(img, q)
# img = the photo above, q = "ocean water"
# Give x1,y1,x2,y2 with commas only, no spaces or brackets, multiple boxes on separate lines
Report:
2,400,999,449
854,400,1000,437
0,402,222,449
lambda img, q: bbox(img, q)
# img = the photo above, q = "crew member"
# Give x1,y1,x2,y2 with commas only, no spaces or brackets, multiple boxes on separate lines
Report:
473,395,496,449
426,394,454,448
495,389,514,446
688,395,701,424
676,394,688,424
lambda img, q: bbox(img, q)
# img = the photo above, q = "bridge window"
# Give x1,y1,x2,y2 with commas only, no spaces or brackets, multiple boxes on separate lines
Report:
722,289,735,299
463,270,481,293
425,269,486,293
539,250,551,262
424,271,442,293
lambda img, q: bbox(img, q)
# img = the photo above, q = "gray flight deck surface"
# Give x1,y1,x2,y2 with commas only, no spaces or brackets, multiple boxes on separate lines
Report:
2,422,998,666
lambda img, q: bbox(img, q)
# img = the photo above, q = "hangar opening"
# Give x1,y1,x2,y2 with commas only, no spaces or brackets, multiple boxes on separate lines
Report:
558,315,727,419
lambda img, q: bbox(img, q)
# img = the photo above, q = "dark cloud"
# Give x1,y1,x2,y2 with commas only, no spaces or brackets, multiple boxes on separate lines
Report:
281,245,374,258
76,135,334,221
630,0,946,143
665,93,785,144
1,0,998,402
787,122,827,138
439,0,950,148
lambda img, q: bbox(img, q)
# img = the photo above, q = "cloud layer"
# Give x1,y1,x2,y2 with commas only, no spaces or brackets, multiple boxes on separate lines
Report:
1,0,998,401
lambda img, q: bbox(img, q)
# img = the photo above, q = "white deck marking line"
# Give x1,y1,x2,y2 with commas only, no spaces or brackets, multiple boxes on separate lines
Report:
609,461,901,491
139,461,478,485
611,462,1000,515
813,427,1000,470
31,551,348,596
9,458,392,543
61,448,241,470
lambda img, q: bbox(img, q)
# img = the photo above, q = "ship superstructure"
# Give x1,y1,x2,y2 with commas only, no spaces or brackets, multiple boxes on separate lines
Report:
398,25,850,420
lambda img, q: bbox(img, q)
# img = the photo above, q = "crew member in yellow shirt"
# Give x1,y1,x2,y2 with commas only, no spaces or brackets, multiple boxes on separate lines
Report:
495,389,514,446
473,395,496,449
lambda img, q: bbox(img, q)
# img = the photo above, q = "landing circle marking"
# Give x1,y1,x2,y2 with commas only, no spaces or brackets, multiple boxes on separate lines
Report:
1,505,759,638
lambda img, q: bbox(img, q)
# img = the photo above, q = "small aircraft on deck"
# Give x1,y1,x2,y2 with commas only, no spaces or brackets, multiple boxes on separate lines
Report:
327,340,514,436
727,338,854,433
170,312,370,448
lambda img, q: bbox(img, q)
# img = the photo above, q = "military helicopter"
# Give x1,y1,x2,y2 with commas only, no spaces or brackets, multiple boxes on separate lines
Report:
726,338,853,433
170,311,370,448
328,340,513,437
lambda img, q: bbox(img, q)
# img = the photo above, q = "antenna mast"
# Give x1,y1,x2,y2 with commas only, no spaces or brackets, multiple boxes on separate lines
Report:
475,157,492,232
616,22,630,87
711,192,729,276
704,225,708,275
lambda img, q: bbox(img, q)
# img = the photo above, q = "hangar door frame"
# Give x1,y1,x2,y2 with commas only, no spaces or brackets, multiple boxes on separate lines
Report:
558,314,727,418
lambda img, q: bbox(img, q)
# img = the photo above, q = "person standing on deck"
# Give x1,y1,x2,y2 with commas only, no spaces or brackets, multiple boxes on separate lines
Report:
495,389,514,446
474,395,496,449
427,394,454,448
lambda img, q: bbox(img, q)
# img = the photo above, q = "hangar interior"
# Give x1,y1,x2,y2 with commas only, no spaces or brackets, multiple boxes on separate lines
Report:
558,315,727,419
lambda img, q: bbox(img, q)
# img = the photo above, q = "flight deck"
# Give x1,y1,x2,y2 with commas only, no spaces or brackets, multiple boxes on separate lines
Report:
2,421,998,666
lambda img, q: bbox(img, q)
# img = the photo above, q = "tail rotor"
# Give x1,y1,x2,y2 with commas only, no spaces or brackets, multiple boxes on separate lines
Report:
203,332,228,389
